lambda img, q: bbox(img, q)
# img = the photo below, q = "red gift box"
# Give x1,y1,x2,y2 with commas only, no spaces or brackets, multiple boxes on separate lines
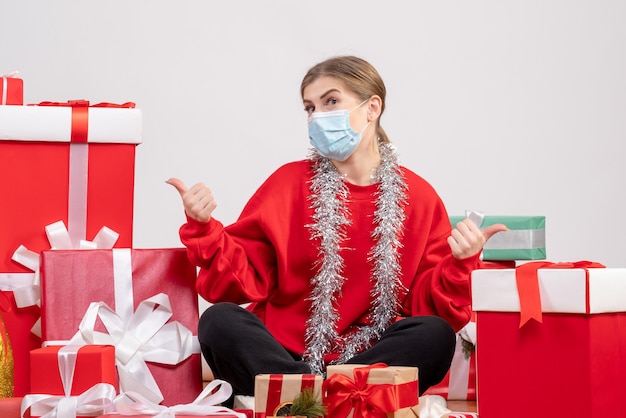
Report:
0,101,142,274
0,73,23,105
0,397,29,418
254,374,323,418
39,248,202,406
30,345,117,395
0,100,141,395
472,262,626,418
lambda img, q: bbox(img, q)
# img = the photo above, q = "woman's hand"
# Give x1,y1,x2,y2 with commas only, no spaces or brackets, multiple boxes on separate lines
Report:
167,178,217,223
447,219,508,259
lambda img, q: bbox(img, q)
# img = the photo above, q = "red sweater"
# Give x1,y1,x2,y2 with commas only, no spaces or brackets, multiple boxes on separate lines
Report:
179,160,479,356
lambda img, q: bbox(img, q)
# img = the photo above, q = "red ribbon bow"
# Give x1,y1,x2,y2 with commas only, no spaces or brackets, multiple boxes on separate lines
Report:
323,363,418,418
515,260,606,327
32,100,135,143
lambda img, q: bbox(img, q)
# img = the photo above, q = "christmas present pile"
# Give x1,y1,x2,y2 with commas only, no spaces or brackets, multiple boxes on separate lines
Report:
0,75,248,417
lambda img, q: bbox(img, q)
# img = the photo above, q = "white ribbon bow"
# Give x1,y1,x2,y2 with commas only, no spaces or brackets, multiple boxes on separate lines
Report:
68,293,199,404
4,220,118,336
113,379,247,418
21,345,116,418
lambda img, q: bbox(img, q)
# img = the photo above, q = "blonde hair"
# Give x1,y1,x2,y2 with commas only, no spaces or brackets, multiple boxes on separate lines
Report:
300,56,390,144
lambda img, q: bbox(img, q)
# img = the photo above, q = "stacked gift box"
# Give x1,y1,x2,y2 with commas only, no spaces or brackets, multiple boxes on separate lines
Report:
425,214,547,404
0,74,249,417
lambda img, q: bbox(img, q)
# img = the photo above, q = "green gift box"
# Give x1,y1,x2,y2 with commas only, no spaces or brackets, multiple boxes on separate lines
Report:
449,216,546,261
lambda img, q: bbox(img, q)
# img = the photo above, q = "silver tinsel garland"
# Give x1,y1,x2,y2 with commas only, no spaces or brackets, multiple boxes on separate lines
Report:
303,143,408,376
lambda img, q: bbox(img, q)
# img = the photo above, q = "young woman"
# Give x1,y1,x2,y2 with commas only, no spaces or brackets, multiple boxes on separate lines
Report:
168,55,505,398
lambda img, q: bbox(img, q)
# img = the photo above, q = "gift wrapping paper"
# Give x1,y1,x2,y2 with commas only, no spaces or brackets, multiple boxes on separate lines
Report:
424,323,476,401
39,248,202,406
472,263,626,418
254,374,323,418
30,345,117,395
323,363,419,418
0,397,29,418
0,74,23,105
450,215,545,260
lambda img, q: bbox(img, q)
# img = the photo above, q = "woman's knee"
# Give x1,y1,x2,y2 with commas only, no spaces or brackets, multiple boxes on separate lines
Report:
198,302,245,342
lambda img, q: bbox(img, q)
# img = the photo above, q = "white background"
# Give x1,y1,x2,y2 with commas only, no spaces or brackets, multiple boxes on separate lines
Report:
2,1,625,268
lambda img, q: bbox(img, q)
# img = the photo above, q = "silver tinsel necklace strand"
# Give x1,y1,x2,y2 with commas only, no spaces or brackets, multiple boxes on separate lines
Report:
303,142,408,375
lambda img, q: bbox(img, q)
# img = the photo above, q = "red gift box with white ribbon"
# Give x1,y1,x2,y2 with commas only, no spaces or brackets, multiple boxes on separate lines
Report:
472,261,626,418
0,100,141,396
0,73,23,105
29,345,118,396
22,345,117,418
39,248,203,406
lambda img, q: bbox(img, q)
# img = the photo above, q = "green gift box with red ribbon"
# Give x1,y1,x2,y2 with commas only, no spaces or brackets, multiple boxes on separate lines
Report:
471,262,626,418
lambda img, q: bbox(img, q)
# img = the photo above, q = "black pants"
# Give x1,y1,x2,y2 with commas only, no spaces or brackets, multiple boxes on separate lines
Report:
198,302,455,397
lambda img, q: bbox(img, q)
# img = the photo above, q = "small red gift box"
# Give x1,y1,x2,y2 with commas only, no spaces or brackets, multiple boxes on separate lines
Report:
29,345,117,395
39,248,202,406
254,374,323,418
0,397,29,418
472,262,626,418
323,363,419,418
0,73,23,105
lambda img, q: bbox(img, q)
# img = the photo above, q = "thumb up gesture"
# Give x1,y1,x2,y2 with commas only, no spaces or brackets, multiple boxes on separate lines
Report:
448,218,508,259
167,178,217,223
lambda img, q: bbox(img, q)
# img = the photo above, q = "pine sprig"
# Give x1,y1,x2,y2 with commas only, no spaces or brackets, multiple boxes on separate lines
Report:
288,388,327,418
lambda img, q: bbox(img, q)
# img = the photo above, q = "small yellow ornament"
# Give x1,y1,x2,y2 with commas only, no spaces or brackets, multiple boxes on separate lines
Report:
0,313,14,398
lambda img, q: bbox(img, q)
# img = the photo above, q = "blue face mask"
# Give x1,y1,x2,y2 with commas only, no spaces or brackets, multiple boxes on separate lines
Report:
308,100,370,161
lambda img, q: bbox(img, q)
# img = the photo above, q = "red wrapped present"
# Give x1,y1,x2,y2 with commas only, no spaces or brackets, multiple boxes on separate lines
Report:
25,345,117,418
472,261,626,418
39,248,202,406
424,322,476,401
22,382,116,418
0,73,22,105
30,345,117,395
0,100,141,393
323,363,419,418
254,374,323,418
104,379,248,417
0,100,141,273
0,397,29,418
